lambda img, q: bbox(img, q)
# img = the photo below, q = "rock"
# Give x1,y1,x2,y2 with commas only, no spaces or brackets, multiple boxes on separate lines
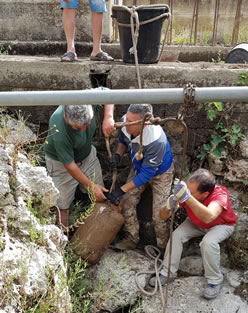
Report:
85,249,153,312
240,136,248,159
179,255,204,276
0,126,70,312
225,159,248,183
142,276,248,313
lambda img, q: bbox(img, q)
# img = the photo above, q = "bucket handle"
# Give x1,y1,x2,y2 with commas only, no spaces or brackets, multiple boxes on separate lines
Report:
112,5,170,27
112,4,171,64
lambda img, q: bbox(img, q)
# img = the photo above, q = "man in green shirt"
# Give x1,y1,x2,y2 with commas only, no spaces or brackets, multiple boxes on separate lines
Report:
44,102,114,227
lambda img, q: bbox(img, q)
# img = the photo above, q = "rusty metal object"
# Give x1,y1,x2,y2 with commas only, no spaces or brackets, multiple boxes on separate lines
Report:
70,201,124,265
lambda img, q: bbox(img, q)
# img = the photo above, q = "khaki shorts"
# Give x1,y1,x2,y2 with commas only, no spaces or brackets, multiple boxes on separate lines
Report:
45,145,104,209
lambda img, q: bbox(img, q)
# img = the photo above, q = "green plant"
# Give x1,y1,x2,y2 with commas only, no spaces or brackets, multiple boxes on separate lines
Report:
90,255,127,313
237,73,248,86
199,27,211,45
237,22,248,43
0,46,8,55
25,194,51,225
211,50,225,63
65,246,90,313
204,101,223,121
197,103,245,166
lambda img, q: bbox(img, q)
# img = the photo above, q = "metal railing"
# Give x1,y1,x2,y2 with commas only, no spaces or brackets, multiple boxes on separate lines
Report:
0,87,248,107
113,0,247,46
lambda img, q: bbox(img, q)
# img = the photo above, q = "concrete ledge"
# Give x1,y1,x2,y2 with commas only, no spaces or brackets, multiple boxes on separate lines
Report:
1,55,248,92
0,40,232,62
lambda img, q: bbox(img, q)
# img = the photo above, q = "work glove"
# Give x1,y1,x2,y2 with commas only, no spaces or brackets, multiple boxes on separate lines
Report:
110,153,121,169
160,195,178,220
105,187,125,205
173,180,191,203
166,195,178,211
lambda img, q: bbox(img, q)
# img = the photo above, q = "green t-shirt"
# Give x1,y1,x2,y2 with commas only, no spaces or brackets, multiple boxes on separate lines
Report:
44,105,97,164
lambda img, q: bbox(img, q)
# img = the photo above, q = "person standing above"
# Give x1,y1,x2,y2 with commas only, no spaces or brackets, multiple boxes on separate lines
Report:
61,0,113,62
44,100,114,227
149,168,237,300
106,104,174,250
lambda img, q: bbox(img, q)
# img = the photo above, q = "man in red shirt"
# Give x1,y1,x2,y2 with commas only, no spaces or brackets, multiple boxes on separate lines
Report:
149,168,237,299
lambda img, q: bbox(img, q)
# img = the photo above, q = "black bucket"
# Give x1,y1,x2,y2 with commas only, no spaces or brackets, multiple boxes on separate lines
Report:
112,6,169,64
225,42,248,64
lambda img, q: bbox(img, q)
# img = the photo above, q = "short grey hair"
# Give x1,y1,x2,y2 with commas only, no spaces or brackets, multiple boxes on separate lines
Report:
64,104,94,126
127,104,153,118
188,169,216,194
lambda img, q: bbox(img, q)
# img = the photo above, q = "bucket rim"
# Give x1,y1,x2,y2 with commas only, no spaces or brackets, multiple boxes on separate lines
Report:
112,5,169,12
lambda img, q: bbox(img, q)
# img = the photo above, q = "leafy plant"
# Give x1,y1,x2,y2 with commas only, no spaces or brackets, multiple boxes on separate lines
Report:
197,103,245,166
237,73,248,86
0,46,8,55
204,101,223,121
65,246,90,313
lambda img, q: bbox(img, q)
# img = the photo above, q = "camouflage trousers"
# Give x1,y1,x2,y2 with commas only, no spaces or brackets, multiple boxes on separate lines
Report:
122,163,174,249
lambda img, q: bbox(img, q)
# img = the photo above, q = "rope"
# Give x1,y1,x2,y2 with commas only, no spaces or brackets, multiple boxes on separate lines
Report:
105,136,117,193
134,112,153,160
55,206,85,234
131,84,195,312
60,82,195,235
135,246,165,304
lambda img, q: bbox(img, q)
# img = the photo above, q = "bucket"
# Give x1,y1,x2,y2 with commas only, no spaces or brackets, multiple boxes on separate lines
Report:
112,5,170,64
225,42,248,64
70,202,124,265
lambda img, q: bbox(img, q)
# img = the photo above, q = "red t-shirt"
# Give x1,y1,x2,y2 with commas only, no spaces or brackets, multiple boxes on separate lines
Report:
185,185,237,229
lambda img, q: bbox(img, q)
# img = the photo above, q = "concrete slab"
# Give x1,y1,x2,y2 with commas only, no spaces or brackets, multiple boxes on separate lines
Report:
0,55,247,92
0,40,232,62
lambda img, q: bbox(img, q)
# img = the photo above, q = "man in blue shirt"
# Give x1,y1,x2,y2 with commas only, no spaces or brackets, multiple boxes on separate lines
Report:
106,104,174,250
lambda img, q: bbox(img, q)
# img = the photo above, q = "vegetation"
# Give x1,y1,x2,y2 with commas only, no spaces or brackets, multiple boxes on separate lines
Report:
1,105,247,311
197,101,245,167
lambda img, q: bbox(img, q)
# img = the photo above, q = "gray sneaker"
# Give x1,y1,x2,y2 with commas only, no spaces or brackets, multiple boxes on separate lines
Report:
111,237,137,250
149,273,175,287
202,282,223,299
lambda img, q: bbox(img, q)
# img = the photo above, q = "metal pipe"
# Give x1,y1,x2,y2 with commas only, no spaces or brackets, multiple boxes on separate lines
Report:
0,87,248,107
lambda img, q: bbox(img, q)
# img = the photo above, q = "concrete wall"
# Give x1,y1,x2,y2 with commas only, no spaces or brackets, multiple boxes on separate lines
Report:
0,0,113,42
0,1,247,45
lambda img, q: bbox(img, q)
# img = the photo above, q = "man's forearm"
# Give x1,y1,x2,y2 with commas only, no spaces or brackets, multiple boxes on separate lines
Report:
185,196,222,223
121,180,136,193
104,104,114,118
64,161,92,189
102,104,115,137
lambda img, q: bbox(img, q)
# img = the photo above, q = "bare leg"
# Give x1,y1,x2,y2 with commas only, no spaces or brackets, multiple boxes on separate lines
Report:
91,12,103,56
62,8,77,61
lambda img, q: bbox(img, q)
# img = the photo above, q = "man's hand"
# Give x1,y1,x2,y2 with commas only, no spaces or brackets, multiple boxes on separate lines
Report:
102,116,115,137
110,154,121,169
91,184,108,201
160,206,172,220
105,187,125,205
160,195,178,220
173,181,191,203
166,195,178,211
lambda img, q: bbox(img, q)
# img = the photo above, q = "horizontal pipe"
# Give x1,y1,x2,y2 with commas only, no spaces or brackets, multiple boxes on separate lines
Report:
0,87,248,106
